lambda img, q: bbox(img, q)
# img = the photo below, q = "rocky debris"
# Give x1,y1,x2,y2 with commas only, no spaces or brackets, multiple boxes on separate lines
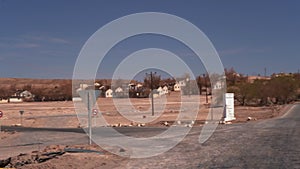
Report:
37,151,65,163
163,121,169,126
106,123,146,127
11,123,22,127
219,121,233,124
184,124,193,128
247,117,257,121
119,148,126,153
1,144,106,168
137,123,145,127
0,157,11,168
159,121,174,126
163,120,196,127
1,145,65,168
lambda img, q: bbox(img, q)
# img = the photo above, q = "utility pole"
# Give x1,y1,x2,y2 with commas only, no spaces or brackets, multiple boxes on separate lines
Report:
264,67,267,77
146,72,156,116
0,111,3,138
203,74,208,104
186,77,190,97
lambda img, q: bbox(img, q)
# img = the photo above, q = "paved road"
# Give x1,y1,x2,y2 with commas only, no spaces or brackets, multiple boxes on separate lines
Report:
122,103,300,169
0,104,299,168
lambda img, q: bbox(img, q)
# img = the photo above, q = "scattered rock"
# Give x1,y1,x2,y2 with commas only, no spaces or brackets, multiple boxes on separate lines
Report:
12,123,22,127
37,156,52,163
247,117,257,121
137,123,145,127
0,157,11,168
185,124,193,128
18,153,28,157
42,151,65,157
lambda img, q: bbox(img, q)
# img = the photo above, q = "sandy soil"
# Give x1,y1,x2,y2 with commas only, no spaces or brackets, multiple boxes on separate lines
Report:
0,92,289,168
0,92,285,128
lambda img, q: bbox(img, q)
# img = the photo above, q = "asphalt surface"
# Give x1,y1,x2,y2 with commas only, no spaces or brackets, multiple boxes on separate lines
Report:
0,103,299,168
122,103,300,169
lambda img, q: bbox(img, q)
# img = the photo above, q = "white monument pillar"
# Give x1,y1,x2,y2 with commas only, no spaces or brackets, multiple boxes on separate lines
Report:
224,93,236,122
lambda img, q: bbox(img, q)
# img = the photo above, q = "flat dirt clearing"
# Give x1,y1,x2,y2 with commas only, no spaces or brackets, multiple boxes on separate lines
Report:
0,92,284,128
0,92,289,168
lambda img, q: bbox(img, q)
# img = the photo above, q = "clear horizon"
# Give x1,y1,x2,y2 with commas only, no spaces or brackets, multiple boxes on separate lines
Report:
0,1,299,79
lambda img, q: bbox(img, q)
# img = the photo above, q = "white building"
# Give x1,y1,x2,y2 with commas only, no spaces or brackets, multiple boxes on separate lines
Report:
105,89,113,98
0,99,8,104
174,83,181,91
20,90,34,99
80,84,89,90
157,87,164,95
213,81,222,90
178,80,186,87
94,82,101,87
163,86,168,94
174,80,186,92
9,97,23,103
115,87,123,93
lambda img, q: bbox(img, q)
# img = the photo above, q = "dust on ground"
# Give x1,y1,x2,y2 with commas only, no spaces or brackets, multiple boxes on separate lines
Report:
0,92,290,168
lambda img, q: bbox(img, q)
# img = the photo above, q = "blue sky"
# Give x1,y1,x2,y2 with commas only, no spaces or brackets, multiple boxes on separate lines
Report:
0,0,299,79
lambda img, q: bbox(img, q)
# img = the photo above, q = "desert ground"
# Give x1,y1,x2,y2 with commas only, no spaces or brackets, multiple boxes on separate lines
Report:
0,92,291,168
0,92,284,128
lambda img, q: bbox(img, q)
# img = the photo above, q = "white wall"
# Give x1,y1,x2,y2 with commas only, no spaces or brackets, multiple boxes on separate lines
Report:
9,98,23,103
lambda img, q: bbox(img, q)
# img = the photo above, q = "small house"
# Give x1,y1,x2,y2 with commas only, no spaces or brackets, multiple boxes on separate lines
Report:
0,99,8,104
105,89,113,98
163,86,168,94
178,80,186,87
136,83,143,88
115,87,123,93
174,83,181,91
9,97,23,103
114,87,128,98
157,87,164,96
20,90,34,99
